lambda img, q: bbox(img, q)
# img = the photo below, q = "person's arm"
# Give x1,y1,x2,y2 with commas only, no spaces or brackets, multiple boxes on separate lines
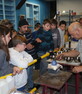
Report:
56,50,80,60
0,50,21,77
57,29,61,48
72,66,82,73
9,50,33,68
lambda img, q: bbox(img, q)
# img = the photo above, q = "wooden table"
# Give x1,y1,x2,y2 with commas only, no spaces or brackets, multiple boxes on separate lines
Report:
47,59,81,94
34,71,72,94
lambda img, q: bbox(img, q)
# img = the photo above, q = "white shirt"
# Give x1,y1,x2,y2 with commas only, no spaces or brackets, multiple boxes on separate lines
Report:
9,48,33,89
76,39,82,62
58,28,65,47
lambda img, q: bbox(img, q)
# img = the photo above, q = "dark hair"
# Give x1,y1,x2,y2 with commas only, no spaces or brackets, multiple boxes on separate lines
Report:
0,19,13,29
59,20,66,26
0,25,11,61
79,18,82,21
34,23,41,29
12,35,27,47
51,19,58,25
43,19,51,25
18,19,29,27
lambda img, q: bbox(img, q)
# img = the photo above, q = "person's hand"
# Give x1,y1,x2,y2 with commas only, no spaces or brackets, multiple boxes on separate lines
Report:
35,38,42,43
56,53,65,60
72,66,82,73
54,48,59,52
13,67,22,75
26,43,34,49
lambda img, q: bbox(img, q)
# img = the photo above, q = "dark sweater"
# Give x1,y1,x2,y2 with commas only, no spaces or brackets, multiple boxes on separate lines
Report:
35,28,54,53
50,28,61,49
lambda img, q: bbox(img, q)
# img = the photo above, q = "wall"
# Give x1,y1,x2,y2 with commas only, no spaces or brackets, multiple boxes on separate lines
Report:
27,0,50,23
57,0,82,15
16,0,50,30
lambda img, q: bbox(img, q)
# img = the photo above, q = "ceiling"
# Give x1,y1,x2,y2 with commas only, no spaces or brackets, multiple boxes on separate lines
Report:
45,0,56,1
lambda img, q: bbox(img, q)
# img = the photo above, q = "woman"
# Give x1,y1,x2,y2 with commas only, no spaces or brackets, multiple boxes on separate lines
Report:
0,25,21,77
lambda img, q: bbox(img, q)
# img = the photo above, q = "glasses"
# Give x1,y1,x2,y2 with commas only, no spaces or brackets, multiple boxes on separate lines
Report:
20,43,26,46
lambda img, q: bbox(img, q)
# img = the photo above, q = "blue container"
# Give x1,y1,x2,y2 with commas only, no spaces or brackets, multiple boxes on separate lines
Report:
51,60,57,66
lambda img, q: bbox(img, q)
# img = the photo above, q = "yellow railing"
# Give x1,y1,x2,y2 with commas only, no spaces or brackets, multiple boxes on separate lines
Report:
0,52,50,79
0,47,63,79
0,48,63,79
29,87,37,93
0,49,62,93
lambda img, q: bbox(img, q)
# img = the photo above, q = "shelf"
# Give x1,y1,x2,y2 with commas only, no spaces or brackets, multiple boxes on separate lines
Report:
5,14,14,16
5,9,14,12
27,17,33,19
4,4,14,7
0,3,2,5
0,0,16,28
0,14,3,16
26,2,40,31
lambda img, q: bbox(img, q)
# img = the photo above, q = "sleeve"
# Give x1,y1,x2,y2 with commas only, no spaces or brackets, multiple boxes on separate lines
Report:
10,51,33,68
0,50,6,69
57,29,61,48
76,40,80,51
0,50,14,76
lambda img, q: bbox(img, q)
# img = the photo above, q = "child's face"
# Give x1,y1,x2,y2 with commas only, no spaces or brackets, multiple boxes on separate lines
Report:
19,25,28,33
51,24,56,30
18,43,26,52
43,23,51,31
2,32,11,45
59,24,66,31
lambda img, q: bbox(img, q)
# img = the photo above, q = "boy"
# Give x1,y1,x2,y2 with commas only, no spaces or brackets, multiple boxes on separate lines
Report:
9,35,33,91
34,19,54,75
58,20,66,48
50,19,61,49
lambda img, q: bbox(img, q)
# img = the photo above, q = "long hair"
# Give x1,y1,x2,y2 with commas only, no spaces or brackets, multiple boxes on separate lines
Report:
0,25,11,61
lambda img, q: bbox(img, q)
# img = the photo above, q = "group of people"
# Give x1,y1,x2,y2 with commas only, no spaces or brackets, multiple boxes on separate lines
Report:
0,17,82,93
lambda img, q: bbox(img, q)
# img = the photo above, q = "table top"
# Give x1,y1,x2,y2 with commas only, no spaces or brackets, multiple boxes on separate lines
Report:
34,71,72,90
57,60,80,66
47,59,80,66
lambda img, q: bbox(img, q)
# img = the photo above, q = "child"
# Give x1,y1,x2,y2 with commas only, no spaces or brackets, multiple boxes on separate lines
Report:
0,19,17,47
0,25,21,77
34,19,54,75
50,19,61,49
32,23,41,39
9,35,33,91
58,20,66,48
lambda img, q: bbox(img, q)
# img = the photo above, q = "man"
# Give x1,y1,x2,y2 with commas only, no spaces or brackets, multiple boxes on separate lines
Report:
56,22,82,73
18,19,41,90
79,18,82,26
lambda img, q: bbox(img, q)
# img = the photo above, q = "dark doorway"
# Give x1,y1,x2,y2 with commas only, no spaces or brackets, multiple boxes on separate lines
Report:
50,1,56,18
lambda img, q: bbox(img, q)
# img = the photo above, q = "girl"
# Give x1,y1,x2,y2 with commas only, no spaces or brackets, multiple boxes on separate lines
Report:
0,25,21,77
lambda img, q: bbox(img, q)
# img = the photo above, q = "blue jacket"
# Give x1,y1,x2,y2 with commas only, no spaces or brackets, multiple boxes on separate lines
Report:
34,28,54,53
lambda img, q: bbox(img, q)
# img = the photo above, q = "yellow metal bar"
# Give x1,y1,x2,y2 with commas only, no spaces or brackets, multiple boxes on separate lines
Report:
41,52,50,59
29,87,37,93
0,50,61,79
0,52,50,79
28,59,37,66
0,73,12,79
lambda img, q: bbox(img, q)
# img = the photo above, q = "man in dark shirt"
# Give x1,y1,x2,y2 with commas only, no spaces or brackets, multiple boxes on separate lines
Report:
18,19,41,90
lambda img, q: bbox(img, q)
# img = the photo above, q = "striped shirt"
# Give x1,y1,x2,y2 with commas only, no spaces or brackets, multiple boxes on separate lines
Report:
18,32,36,57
